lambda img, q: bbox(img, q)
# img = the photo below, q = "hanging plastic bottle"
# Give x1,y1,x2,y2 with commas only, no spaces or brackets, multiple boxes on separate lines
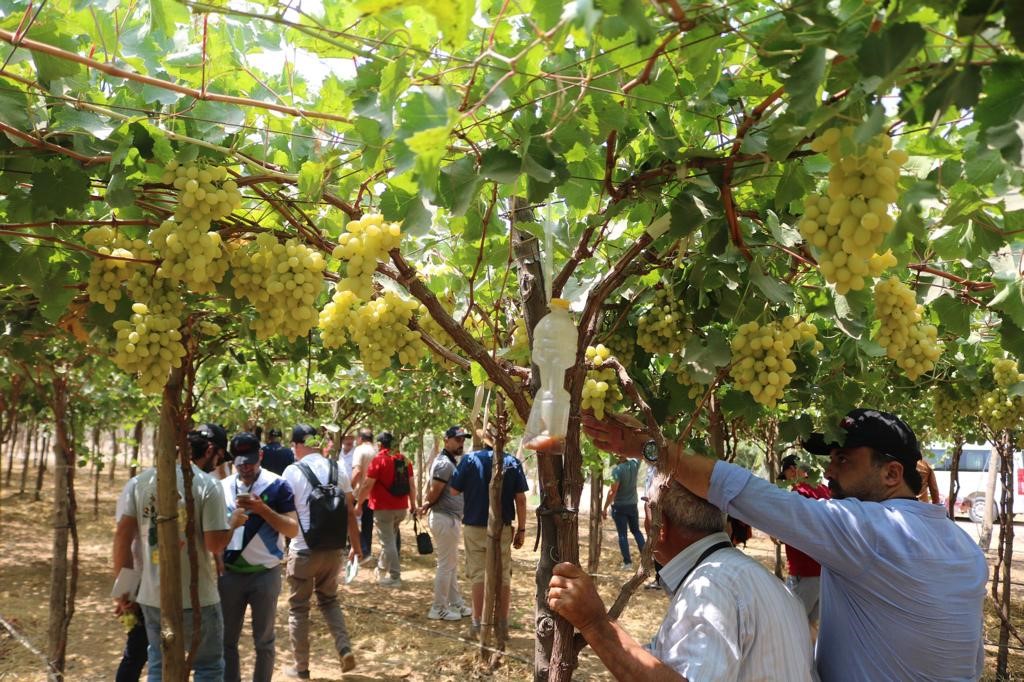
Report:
522,298,578,453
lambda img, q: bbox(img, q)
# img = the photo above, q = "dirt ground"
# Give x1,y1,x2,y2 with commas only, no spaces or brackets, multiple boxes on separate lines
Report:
1,460,1022,681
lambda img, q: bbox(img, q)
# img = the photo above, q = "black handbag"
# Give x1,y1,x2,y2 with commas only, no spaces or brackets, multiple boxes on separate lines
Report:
414,515,433,555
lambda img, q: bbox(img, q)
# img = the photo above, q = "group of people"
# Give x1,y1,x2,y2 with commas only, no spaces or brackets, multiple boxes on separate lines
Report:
110,405,990,681
111,420,531,681
548,407,989,681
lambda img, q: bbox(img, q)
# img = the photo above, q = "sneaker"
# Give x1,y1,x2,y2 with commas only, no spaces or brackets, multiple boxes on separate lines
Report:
621,562,634,571
468,622,481,639
340,648,356,672
644,578,661,590
428,606,462,621
285,668,310,680
378,575,402,588
454,603,473,618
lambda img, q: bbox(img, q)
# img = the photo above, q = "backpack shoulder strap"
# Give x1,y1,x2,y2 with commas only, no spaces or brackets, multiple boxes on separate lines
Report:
295,461,323,490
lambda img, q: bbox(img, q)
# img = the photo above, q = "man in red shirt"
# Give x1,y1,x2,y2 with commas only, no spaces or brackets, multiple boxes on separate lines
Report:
778,454,831,634
354,432,416,587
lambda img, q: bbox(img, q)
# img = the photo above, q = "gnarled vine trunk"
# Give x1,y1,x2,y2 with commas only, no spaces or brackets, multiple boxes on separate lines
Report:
155,365,187,680
945,438,964,520
45,374,78,681
992,432,1015,679
587,468,603,574
480,411,508,666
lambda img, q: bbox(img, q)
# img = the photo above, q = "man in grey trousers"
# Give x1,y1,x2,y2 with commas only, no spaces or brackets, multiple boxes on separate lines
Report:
282,424,363,679
218,433,298,682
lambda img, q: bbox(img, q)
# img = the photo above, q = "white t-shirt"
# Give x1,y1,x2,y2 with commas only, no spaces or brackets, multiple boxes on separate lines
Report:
115,477,144,598
341,447,355,479
282,453,353,552
350,442,376,480
122,464,229,608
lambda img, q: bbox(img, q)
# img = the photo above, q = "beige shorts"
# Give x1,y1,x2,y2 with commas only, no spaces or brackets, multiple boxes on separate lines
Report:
463,524,513,585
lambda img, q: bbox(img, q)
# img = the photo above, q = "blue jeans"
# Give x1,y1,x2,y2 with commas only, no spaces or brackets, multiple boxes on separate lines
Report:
140,603,224,682
611,504,645,564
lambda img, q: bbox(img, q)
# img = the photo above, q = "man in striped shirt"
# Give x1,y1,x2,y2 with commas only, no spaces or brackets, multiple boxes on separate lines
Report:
548,473,814,680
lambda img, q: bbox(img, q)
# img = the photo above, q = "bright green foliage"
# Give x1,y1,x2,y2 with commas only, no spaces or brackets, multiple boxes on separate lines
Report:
0,0,1020,443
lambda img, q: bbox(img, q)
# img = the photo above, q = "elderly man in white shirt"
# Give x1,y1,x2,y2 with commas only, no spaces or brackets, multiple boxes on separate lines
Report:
548,473,814,681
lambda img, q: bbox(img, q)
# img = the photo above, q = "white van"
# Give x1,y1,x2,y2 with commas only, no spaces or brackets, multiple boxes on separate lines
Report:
928,444,1024,522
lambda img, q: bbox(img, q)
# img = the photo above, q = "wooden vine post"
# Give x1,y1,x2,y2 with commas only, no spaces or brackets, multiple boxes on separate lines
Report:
45,372,79,681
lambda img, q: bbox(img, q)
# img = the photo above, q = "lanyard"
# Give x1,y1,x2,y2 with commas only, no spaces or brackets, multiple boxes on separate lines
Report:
669,541,733,594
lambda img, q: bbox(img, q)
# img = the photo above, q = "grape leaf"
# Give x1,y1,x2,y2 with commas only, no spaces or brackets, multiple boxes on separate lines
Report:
29,160,91,218
856,23,925,79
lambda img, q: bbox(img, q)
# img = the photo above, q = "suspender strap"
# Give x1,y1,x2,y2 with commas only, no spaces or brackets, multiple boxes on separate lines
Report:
670,541,733,594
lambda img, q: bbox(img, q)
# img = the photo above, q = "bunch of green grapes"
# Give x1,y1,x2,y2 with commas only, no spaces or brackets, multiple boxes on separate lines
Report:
160,160,241,221
582,344,623,419
637,284,687,354
84,227,149,312
150,218,228,293
332,215,402,300
318,288,361,349
669,359,709,400
602,330,636,369
348,292,428,376
126,264,185,318
979,359,1024,431
507,317,530,362
872,277,941,380
230,234,326,341
729,316,819,408
111,303,186,394
800,127,908,295
931,389,977,440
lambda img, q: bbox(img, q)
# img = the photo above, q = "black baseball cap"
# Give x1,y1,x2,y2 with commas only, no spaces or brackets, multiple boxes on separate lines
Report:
777,454,800,480
292,423,317,444
268,428,282,438
192,423,228,451
230,432,261,465
444,425,470,439
801,409,921,467
377,431,394,447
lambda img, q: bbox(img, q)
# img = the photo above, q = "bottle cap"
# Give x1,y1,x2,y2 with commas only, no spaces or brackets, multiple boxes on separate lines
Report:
549,298,569,310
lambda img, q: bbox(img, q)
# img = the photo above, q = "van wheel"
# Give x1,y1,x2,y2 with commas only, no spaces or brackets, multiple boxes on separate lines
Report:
968,496,998,524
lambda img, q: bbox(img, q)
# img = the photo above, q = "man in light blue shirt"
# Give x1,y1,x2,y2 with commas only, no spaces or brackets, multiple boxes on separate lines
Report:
583,408,987,682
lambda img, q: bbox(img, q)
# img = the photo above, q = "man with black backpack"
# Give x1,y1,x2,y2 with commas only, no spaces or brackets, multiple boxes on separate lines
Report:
282,424,363,679
354,431,416,587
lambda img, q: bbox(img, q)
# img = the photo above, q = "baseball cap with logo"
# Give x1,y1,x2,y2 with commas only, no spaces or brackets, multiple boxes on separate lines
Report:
377,431,394,447
444,425,470,439
230,432,261,465
268,428,283,438
291,423,318,444
801,408,921,467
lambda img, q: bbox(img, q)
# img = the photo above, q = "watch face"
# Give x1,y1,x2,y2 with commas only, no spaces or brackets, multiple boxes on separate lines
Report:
642,440,659,462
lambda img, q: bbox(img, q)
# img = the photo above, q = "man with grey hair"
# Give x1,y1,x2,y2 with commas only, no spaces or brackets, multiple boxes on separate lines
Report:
548,474,814,681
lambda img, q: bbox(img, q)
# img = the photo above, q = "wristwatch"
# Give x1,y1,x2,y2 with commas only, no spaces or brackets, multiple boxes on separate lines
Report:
642,439,659,463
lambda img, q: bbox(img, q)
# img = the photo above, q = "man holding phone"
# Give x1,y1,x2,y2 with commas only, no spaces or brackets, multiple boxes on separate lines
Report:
219,432,298,682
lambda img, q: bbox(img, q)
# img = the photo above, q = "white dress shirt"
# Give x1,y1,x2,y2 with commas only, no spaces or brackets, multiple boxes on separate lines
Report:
647,531,816,682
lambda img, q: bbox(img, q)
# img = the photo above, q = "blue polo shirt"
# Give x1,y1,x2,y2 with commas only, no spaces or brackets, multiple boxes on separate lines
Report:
708,460,987,681
449,448,529,527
